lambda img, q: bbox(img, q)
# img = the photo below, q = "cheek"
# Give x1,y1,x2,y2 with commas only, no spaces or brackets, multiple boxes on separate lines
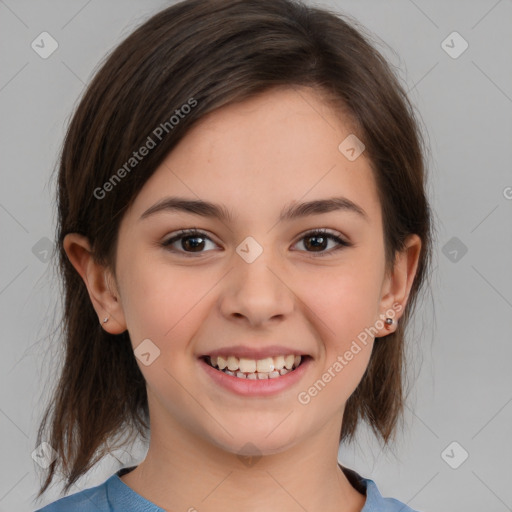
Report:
294,266,378,414
297,258,384,343
117,250,214,347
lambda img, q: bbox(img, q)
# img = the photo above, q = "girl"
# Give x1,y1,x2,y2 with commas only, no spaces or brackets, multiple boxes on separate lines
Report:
34,0,432,510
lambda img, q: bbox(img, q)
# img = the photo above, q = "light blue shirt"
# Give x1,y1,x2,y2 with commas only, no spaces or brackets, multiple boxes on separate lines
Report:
35,465,420,511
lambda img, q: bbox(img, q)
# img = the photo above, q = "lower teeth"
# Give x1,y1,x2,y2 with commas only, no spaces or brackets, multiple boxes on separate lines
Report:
223,369,287,379
214,364,300,380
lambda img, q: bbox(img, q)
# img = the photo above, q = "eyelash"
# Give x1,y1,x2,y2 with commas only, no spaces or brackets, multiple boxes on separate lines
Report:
161,228,352,257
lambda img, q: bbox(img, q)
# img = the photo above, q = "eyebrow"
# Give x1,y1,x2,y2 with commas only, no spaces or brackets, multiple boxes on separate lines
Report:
139,195,368,223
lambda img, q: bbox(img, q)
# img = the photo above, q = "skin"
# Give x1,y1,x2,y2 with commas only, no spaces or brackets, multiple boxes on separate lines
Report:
64,86,421,512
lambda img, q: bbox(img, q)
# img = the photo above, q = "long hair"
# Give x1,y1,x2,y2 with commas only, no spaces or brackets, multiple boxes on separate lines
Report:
36,0,433,498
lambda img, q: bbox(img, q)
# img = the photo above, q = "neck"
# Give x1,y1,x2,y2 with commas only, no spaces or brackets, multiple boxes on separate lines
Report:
120,414,366,512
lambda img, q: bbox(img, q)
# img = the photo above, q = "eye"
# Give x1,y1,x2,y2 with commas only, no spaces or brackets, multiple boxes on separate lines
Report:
161,229,218,255
161,228,352,257
292,229,352,256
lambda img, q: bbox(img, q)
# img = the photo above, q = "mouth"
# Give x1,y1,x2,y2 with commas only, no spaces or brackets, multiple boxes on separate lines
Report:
201,354,309,380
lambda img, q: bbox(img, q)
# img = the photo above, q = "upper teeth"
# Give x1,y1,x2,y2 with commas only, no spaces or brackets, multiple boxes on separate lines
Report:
209,355,302,373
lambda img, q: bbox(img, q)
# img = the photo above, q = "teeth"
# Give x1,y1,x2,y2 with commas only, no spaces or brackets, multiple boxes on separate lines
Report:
239,358,256,373
274,355,285,370
206,353,304,379
227,356,239,371
256,357,274,373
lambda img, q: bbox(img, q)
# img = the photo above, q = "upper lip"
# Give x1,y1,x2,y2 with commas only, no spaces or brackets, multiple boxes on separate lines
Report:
200,345,310,360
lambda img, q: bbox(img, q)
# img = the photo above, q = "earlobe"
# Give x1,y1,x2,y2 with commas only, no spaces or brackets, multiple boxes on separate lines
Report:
62,233,127,334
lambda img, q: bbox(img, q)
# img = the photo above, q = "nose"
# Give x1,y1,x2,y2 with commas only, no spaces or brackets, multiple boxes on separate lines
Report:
219,248,295,328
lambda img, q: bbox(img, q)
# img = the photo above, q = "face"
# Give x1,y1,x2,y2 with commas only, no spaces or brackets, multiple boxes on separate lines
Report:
107,87,399,457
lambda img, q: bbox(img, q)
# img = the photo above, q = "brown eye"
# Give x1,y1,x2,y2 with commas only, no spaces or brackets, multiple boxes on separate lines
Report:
180,235,206,252
293,229,351,256
162,229,217,255
303,233,329,251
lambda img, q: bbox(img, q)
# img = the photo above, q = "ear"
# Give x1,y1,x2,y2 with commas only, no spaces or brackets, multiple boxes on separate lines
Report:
62,233,127,334
376,234,422,336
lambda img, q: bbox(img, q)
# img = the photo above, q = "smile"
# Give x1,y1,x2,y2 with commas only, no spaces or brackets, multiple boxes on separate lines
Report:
205,354,303,380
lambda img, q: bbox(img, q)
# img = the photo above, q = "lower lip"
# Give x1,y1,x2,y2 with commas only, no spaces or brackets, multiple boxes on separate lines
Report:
199,357,311,397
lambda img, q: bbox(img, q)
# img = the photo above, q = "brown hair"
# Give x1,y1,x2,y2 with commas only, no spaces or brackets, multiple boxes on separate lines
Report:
36,0,433,499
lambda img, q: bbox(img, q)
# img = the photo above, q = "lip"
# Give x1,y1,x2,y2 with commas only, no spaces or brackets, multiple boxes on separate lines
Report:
201,345,309,360
198,355,312,397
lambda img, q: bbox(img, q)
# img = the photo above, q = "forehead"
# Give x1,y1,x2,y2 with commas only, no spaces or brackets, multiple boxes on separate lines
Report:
125,86,381,228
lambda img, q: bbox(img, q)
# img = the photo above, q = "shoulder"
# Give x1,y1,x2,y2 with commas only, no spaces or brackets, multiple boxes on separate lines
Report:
34,467,164,512
34,477,113,512
340,465,421,512
362,478,421,512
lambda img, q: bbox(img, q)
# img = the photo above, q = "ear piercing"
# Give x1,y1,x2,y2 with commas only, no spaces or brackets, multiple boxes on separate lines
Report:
102,314,394,327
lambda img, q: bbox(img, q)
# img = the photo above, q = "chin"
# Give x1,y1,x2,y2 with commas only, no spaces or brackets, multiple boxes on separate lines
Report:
202,419,303,459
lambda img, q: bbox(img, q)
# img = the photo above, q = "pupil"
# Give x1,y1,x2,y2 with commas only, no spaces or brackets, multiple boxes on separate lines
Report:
183,236,204,251
306,235,326,251
181,235,327,252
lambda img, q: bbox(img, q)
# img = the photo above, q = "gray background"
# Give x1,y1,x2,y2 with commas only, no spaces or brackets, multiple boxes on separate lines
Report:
1,1,511,511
